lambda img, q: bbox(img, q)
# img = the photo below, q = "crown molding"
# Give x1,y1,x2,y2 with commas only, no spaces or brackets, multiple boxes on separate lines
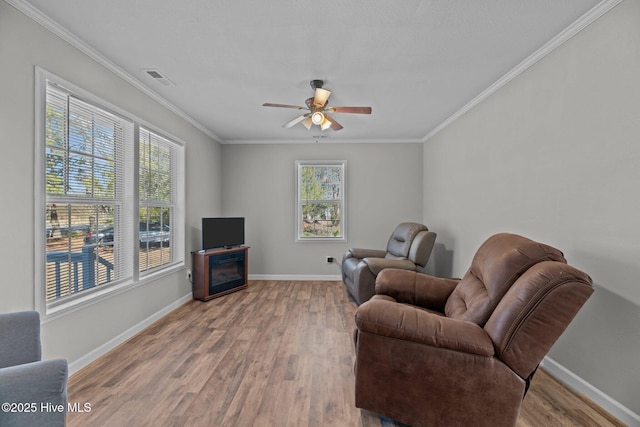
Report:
223,137,424,145
422,0,623,143
6,0,622,146
5,0,223,144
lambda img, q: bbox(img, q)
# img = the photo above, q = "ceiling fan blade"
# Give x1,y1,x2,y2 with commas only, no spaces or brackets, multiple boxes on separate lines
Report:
263,103,307,109
323,113,343,131
326,106,372,114
283,114,309,128
313,88,331,107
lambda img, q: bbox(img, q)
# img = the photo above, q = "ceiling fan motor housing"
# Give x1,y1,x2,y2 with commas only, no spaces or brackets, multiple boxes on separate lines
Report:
310,79,324,89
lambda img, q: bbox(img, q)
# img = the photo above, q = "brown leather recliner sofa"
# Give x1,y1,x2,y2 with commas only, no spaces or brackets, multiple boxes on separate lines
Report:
353,233,594,427
341,222,436,305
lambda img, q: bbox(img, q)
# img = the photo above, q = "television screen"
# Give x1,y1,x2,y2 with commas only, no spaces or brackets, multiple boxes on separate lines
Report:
202,217,245,250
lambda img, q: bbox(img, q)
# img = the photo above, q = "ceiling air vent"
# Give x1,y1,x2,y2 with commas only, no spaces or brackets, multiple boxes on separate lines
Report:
142,69,175,86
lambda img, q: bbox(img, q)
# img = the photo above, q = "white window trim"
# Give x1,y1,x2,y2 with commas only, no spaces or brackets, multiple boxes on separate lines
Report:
295,160,347,243
34,67,185,321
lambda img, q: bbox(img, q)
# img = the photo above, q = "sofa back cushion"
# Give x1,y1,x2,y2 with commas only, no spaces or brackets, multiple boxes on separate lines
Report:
408,230,437,269
444,233,566,325
385,222,428,259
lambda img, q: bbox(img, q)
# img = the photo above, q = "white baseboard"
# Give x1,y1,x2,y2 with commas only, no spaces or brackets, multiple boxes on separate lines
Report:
541,357,640,427
249,274,342,281
67,293,193,375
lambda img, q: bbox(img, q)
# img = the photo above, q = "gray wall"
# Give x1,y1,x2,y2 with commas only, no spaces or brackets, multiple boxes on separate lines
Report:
423,0,639,415
3,0,638,419
0,2,222,363
221,143,424,276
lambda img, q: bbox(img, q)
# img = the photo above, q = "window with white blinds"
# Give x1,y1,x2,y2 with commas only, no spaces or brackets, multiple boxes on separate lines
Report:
139,128,176,273
37,69,184,314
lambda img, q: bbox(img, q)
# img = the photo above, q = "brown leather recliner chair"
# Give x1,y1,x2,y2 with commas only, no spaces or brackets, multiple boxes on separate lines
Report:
353,233,594,427
341,222,436,305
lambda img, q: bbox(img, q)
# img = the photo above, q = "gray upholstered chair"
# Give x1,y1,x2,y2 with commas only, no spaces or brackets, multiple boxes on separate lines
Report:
341,222,436,305
0,311,68,427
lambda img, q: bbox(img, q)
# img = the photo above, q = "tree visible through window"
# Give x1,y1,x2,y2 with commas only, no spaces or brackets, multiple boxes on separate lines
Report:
44,82,131,302
296,161,346,241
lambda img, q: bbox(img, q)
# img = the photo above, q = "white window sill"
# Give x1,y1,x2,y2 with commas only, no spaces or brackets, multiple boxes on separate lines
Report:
42,262,184,324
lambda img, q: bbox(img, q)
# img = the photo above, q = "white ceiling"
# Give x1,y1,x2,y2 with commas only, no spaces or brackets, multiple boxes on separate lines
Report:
15,0,606,143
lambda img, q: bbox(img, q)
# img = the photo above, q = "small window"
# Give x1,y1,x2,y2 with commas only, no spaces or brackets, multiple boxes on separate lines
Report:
139,128,176,273
296,160,346,242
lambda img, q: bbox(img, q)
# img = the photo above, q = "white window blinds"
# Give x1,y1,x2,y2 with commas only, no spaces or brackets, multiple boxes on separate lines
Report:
139,128,177,273
38,69,185,316
44,81,135,303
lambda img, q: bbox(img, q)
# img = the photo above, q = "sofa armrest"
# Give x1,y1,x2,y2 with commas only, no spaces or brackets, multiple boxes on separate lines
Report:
355,299,494,356
0,359,68,426
345,248,387,260
362,258,416,276
0,311,41,368
375,269,459,311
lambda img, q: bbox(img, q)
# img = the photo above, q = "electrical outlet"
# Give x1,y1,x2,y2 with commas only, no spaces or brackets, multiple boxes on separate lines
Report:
186,269,192,281
325,256,334,264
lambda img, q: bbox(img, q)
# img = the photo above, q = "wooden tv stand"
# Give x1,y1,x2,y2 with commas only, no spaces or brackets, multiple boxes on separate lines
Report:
191,246,249,301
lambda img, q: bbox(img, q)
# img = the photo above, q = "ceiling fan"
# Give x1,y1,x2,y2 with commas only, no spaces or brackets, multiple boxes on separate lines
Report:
262,80,372,131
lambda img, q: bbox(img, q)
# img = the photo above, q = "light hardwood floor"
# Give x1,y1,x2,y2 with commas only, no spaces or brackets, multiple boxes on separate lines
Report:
67,280,624,427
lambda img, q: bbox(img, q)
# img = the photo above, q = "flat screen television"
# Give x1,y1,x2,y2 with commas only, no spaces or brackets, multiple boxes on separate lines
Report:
202,217,245,250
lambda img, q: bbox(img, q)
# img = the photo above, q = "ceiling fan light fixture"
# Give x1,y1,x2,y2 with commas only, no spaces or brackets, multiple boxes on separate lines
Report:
320,118,332,131
313,88,331,107
302,116,313,129
311,111,325,126
262,80,371,132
